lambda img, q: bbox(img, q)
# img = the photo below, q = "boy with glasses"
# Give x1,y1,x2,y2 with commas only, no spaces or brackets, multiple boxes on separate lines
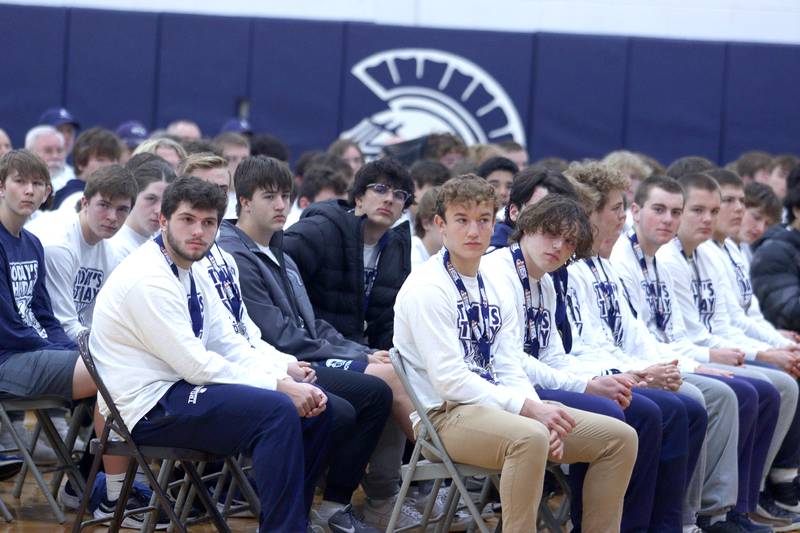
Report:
283,157,414,351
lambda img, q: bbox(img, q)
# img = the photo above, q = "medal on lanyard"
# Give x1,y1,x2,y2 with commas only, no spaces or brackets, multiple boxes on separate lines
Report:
584,257,618,334
628,231,667,330
154,235,203,338
443,249,496,383
509,244,544,357
722,242,752,311
206,245,246,334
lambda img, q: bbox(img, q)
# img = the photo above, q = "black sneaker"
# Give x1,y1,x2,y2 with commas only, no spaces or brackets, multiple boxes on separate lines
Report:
0,454,22,481
727,511,773,533
697,514,747,533
754,492,800,531
773,480,800,513
92,486,171,530
328,504,382,533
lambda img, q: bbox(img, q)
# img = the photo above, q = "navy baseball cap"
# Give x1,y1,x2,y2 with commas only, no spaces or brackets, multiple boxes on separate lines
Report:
220,117,253,135
115,120,149,149
39,107,80,129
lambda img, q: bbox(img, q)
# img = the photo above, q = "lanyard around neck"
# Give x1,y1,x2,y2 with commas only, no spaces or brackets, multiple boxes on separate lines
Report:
509,243,544,357
154,235,203,338
443,249,495,383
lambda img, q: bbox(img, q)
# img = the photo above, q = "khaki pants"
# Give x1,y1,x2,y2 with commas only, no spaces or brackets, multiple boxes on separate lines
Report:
426,401,637,533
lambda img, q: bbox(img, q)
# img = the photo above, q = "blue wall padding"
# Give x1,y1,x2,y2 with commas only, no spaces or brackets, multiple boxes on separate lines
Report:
249,18,346,159
66,8,160,131
1,3,798,166
156,12,252,136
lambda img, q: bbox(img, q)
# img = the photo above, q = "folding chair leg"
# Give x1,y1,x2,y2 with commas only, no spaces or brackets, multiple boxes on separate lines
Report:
178,461,206,524
12,415,41,499
109,459,138,533
0,493,13,522
72,424,111,533
436,480,461,533
50,402,90,495
419,478,442,528
0,408,65,523
142,459,174,533
182,460,231,533
131,453,187,533
37,410,85,495
387,441,424,532
227,455,260,517
447,474,491,533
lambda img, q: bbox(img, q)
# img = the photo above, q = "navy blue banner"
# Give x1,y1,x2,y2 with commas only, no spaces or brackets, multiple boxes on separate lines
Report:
0,3,798,166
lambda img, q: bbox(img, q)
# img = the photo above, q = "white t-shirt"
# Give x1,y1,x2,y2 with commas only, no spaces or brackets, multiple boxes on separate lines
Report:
410,236,431,270
40,216,119,340
481,248,589,392
393,249,539,428
284,200,303,230
610,233,707,366
90,240,290,431
110,224,150,262
363,242,380,297
656,238,770,360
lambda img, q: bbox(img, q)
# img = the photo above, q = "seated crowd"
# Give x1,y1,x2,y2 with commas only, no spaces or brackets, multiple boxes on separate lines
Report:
2,111,800,533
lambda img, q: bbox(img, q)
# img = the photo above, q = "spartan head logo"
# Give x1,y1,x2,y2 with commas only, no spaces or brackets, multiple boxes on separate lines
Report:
341,49,526,158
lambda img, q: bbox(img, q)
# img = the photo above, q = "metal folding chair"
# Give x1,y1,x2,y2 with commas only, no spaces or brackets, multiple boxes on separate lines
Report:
72,330,242,533
388,349,501,533
0,394,89,523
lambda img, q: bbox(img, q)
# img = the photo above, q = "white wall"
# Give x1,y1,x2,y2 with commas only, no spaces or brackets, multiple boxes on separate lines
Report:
4,0,800,45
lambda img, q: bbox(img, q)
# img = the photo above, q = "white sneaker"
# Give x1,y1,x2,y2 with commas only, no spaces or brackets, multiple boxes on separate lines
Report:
412,487,478,532
362,495,425,530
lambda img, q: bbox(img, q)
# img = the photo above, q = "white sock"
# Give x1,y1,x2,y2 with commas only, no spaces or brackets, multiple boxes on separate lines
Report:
770,468,798,484
315,499,343,518
105,472,126,501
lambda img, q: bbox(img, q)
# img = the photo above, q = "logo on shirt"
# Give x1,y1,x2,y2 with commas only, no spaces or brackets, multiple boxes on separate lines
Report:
341,49,526,159
9,260,46,338
73,267,104,325
642,280,672,331
456,301,501,377
592,281,623,347
531,308,552,351
691,279,715,332
731,258,753,309
566,287,583,335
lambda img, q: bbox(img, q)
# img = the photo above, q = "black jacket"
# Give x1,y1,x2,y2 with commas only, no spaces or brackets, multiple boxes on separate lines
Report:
750,226,800,331
283,200,411,349
217,221,373,362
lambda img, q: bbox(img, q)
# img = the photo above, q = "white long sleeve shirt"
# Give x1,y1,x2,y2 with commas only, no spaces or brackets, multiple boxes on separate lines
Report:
481,248,589,392
90,240,290,431
567,255,696,374
610,233,707,367
393,249,540,428
40,216,118,340
656,238,769,360
702,239,788,347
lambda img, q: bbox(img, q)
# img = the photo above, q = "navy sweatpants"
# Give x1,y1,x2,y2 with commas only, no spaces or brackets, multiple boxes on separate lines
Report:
568,388,689,533
633,388,702,533
131,381,333,533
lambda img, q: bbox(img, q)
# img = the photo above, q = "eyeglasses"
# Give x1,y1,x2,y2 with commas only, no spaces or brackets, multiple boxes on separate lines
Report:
366,183,410,203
